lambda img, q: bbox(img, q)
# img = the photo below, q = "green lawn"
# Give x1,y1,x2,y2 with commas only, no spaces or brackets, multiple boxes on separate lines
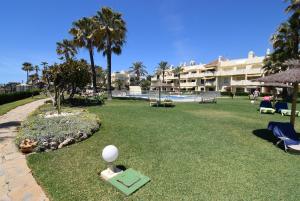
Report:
27,98,300,201
0,95,46,116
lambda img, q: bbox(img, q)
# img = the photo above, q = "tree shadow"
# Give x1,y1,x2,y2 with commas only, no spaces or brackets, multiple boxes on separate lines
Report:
252,129,285,151
0,121,21,129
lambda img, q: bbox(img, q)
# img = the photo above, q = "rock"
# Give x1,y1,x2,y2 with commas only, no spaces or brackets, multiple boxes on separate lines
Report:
50,141,58,150
19,139,37,154
58,138,75,149
76,131,88,141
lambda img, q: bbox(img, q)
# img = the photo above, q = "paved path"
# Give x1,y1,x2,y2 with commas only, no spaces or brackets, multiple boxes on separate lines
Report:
0,99,49,201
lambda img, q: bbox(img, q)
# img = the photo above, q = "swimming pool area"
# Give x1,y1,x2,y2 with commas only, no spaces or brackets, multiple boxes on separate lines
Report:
113,91,220,102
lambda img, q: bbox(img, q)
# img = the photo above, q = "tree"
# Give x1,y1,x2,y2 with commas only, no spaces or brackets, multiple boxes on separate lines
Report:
113,79,124,90
42,60,91,113
140,79,151,91
129,61,147,85
96,66,107,90
94,7,127,100
63,59,91,98
156,61,169,83
172,66,184,92
22,62,34,84
34,65,39,75
263,1,300,74
70,17,98,93
56,39,78,61
41,62,48,71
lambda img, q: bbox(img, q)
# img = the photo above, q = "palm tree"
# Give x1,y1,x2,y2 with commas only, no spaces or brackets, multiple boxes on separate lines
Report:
94,7,127,100
172,66,183,92
113,79,124,90
285,0,300,14
56,39,77,61
22,62,34,84
263,8,300,74
129,62,147,85
70,17,98,93
156,61,169,83
41,62,48,71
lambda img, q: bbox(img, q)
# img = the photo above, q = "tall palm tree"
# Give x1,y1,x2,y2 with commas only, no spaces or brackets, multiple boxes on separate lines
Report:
113,79,124,90
263,13,300,74
22,62,34,84
129,62,147,85
156,61,169,83
41,62,48,71
56,39,77,61
94,7,127,100
285,0,300,14
70,17,98,93
172,66,183,92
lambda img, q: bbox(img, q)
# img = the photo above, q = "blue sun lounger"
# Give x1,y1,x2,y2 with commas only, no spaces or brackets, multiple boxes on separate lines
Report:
274,102,288,113
259,101,275,114
268,121,300,152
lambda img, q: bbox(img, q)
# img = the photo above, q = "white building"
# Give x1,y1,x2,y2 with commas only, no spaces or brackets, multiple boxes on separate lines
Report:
151,51,267,93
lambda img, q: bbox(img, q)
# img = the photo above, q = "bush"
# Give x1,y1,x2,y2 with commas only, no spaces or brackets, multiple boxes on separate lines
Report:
220,91,249,96
0,90,40,105
67,94,105,106
16,105,101,152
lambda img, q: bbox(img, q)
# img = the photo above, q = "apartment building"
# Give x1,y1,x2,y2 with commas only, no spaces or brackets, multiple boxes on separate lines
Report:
151,51,266,93
111,71,135,89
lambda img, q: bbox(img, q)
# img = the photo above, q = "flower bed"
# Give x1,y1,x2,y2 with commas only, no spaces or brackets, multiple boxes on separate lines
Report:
16,105,101,153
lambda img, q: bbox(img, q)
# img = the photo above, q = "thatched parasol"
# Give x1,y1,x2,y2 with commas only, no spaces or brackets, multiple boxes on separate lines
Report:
151,81,172,103
256,59,300,126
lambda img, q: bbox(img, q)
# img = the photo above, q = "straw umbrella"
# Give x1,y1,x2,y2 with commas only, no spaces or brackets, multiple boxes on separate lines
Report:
151,81,172,103
256,59,300,126
258,83,292,104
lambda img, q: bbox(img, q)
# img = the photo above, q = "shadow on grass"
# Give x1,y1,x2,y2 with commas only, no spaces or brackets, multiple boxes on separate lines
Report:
0,121,21,129
252,129,285,151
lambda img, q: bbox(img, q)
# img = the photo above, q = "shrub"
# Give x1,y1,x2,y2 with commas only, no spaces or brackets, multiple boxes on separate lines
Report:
67,94,105,106
16,105,101,152
0,89,40,105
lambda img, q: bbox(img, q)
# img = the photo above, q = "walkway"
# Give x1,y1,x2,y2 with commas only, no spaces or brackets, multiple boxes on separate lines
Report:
0,99,49,201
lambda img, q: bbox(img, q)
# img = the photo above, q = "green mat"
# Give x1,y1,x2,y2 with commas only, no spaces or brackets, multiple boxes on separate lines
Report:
108,168,150,196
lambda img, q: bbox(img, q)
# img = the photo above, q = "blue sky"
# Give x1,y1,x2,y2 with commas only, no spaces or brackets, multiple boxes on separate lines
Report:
0,0,288,83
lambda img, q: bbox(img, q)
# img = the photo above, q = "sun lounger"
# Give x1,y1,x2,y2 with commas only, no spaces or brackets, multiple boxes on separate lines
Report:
163,100,174,107
274,102,288,113
268,121,300,152
259,101,275,114
199,97,217,104
280,109,300,116
260,107,275,114
149,99,158,107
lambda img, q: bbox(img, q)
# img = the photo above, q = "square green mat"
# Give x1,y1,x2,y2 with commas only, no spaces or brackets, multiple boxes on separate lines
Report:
108,168,150,196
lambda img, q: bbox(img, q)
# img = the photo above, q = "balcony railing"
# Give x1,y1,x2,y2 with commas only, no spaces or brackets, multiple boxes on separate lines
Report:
205,81,216,86
231,80,261,86
179,82,197,87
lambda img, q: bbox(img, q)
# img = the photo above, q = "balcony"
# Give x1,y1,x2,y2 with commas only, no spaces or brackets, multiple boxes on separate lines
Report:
231,80,261,86
179,82,197,87
205,81,216,87
202,71,215,77
216,68,263,76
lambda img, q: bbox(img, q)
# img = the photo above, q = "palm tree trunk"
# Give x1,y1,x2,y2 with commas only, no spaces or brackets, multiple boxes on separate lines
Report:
290,82,298,127
26,70,29,84
107,50,112,100
88,45,97,93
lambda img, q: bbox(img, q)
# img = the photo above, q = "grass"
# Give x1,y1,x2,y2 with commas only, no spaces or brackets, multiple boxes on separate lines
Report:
0,94,46,116
27,98,300,201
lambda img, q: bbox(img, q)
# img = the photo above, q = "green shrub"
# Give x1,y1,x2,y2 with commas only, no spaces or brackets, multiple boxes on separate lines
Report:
0,89,40,105
16,105,100,152
67,94,105,106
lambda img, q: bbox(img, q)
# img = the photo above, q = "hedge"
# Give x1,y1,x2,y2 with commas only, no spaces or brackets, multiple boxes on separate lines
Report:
0,90,40,105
